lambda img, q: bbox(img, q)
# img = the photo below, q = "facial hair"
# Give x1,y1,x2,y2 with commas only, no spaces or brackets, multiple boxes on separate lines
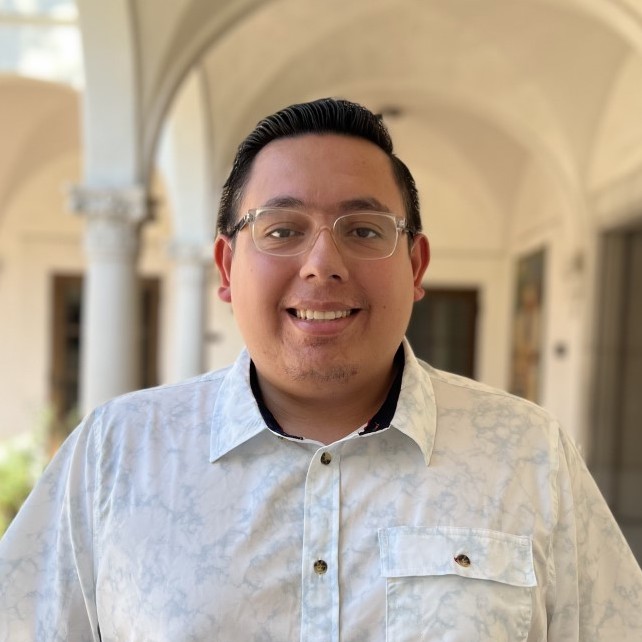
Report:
283,362,358,383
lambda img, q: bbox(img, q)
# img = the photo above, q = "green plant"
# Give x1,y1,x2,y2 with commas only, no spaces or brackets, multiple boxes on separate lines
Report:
0,406,81,537
0,437,41,536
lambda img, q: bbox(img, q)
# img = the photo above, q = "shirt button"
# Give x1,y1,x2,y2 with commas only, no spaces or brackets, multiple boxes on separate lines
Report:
320,452,332,465
313,559,328,575
454,554,471,567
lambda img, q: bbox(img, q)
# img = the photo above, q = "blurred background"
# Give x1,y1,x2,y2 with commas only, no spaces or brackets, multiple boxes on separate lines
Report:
0,0,640,559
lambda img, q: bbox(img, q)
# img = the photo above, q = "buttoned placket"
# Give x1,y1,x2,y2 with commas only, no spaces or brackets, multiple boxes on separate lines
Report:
300,446,341,642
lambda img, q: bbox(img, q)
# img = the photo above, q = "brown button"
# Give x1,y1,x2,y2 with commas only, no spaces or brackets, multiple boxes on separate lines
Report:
320,452,332,465
454,554,471,567
314,559,328,575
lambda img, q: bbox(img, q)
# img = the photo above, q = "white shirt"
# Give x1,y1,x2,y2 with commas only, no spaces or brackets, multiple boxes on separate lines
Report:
1,341,641,641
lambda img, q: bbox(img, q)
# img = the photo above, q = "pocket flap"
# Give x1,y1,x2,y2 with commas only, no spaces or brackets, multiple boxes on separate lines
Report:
378,526,536,588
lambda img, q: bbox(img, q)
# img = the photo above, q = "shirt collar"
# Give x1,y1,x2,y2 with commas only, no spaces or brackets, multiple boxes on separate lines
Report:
210,339,436,466
248,346,405,440
391,338,437,466
210,349,266,462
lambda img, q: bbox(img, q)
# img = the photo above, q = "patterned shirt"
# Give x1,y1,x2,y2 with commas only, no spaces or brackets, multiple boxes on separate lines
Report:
1,340,641,641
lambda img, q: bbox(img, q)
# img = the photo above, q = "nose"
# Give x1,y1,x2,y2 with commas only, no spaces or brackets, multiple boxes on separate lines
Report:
299,227,349,282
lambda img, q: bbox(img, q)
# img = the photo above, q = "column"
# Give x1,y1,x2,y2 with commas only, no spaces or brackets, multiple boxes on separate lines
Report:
168,241,208,382
69,185,148,413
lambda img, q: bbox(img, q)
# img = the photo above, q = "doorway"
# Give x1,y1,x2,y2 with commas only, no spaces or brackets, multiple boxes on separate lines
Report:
407,288,478,378
589,226,642,562
49,274,160,449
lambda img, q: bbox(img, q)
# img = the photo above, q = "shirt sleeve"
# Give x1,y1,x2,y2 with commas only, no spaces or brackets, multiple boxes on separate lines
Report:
547,428,642,640
0,414,101,642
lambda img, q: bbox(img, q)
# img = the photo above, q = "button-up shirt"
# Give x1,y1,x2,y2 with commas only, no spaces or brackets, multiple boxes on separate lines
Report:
1,341,641,641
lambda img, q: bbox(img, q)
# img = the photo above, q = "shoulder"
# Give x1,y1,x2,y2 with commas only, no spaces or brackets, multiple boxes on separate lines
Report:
80,361,242,450
409,358,562,463
101,366,233,413
419,358,555,425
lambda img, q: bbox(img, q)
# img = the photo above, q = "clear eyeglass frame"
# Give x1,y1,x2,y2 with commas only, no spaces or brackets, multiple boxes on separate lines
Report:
229,208,414,260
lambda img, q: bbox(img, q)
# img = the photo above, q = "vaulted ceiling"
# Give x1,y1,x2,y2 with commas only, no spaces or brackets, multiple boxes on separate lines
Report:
3,0,642,238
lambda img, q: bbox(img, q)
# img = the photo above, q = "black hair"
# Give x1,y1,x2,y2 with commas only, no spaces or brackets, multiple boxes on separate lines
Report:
216,97,421,236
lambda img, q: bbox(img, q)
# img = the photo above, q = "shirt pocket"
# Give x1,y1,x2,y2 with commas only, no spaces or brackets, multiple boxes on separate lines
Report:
378,526,536,642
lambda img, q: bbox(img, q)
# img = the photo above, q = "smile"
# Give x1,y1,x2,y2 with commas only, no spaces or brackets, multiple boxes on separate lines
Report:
292,309,353,320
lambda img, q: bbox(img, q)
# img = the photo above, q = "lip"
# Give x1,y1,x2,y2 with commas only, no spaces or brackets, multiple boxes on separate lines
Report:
285,303,362,335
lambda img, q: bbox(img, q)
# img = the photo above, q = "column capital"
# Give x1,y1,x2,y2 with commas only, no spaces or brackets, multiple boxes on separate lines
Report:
68,184,149,224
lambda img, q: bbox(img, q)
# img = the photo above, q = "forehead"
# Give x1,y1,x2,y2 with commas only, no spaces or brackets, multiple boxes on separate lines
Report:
240,133,404,214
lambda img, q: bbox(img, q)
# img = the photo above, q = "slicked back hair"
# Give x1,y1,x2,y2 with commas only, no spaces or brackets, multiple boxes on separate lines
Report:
216,98,421,237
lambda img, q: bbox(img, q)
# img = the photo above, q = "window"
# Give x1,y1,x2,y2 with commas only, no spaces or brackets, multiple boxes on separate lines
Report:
0,0,82,87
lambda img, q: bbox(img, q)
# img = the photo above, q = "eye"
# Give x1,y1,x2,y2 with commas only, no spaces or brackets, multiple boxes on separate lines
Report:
255,210,309,242
343,220,386,241
265,226,304,239
349,226,381,239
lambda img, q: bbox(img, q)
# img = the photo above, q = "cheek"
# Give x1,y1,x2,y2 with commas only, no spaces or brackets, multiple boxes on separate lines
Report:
230,259,286,309
230,250,268,288
366,262,413,297
372,269,416,319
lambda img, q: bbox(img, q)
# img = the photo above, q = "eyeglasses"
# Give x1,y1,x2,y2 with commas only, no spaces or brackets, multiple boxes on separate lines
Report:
229,208,414,260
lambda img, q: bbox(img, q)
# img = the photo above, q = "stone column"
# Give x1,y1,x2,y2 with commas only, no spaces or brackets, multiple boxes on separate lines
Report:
69,185,147,413
168,241,208,382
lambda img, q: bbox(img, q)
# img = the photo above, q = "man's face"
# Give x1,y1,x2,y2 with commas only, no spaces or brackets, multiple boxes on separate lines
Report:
215,133,429,396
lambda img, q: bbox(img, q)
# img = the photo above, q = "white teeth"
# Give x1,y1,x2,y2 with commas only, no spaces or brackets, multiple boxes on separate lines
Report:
295,309,352,320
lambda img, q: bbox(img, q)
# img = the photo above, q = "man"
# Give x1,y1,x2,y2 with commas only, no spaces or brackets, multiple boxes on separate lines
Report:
1,98,641,641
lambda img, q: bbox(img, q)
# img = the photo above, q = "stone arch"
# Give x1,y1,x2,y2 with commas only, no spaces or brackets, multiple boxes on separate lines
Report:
0,75,79,225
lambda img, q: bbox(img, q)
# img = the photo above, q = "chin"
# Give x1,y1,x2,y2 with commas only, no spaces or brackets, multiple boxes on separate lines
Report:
284,363,359,384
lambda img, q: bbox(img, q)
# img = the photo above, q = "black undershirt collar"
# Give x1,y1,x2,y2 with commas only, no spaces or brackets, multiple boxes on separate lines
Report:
249,345,405,440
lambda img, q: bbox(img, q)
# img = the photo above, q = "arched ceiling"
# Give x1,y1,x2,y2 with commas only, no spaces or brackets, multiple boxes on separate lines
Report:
21,0,642,243
198,0,628,177
114,0,640,185
179,0,634,242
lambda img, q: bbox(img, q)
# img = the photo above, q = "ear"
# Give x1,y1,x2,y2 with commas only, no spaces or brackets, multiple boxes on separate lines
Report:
410,234,430,302
214,235,234,303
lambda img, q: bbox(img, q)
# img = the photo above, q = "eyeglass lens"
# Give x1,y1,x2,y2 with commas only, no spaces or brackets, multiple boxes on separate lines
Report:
251,209,400,259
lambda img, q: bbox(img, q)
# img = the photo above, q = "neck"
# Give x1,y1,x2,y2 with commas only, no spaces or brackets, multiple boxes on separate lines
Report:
254,361,399,444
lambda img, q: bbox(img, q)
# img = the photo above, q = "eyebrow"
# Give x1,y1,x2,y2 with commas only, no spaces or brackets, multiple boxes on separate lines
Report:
337,197,392,214
260,196,392,213
261,196,306,209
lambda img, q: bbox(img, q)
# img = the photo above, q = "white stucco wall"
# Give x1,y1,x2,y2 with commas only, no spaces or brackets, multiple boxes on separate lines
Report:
0,153,83,440
0,158,176,441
